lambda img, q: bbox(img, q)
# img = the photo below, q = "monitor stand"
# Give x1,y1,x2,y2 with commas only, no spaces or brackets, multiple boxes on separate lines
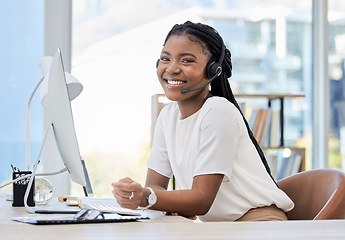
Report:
81,158,93,197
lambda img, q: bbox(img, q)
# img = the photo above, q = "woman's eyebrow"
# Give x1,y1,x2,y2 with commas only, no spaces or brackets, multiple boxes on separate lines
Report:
161,51,171,56
180,53,197,59
161,51,197,59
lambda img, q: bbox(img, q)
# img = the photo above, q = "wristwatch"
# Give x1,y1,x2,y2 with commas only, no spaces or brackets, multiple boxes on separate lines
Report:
144,187,157,208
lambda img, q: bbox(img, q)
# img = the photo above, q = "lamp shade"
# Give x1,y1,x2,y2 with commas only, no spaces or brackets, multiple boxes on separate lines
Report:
39,56,83,108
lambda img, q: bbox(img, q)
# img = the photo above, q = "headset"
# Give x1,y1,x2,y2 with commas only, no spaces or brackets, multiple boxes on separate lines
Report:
156,36,225,93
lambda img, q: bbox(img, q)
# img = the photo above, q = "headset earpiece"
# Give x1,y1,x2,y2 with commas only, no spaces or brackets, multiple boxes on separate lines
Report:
205,37,225,79
156,59,160,68
206,61,222,79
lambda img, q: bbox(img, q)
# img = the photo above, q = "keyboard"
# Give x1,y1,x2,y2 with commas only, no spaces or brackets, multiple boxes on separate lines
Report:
77,196,141,216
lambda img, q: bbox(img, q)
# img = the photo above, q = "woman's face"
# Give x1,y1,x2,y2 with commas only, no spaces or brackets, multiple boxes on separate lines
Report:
156,34,211,101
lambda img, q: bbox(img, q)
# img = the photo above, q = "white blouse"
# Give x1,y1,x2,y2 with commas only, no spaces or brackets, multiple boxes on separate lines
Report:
147,96,294,222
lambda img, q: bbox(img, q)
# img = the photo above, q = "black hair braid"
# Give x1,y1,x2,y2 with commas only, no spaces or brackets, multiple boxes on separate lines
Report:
213,43,275,181
165,21,275,182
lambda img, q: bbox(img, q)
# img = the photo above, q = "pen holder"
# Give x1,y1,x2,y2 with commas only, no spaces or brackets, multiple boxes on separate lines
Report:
12,171,35,207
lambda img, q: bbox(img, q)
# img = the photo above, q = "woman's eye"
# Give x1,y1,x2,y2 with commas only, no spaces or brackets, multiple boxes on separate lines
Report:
182,58,194,63
160,57,169,62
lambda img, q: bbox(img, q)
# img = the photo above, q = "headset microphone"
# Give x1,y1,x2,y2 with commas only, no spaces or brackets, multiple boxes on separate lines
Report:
181,69,221,93
181,36,225,94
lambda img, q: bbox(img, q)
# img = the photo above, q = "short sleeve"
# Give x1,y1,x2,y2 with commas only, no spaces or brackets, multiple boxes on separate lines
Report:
147,108,174,178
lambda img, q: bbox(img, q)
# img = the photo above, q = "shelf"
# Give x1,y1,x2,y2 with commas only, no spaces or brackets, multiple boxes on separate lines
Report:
235,93,305,147
262,146,306,173
235,93,305,99
236,93,306,177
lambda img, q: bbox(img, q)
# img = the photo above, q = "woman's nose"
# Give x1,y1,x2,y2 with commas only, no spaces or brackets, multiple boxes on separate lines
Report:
165,61,181,74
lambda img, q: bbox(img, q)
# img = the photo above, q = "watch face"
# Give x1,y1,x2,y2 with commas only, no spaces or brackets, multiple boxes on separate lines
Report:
148,193,157,205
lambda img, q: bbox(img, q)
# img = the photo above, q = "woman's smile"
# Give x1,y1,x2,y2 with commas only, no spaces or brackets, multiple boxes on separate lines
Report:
164,77,187,89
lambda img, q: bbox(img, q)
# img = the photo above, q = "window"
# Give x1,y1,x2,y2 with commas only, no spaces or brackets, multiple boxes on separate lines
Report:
0,1,44,193
328,0,345,170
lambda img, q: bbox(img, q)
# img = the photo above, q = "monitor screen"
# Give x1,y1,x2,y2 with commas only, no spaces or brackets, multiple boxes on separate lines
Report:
47,49,87,187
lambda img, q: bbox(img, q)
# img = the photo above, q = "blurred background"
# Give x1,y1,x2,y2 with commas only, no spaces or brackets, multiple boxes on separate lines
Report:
1,0,344,196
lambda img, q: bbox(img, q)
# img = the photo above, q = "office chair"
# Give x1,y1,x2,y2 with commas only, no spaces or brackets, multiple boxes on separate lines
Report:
277,168,345,220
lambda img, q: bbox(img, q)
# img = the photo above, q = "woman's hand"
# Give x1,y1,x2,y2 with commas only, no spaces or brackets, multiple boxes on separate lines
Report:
111,177,144,210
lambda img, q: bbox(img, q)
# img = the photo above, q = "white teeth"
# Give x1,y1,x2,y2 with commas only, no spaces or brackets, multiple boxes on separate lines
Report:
167,80,184,85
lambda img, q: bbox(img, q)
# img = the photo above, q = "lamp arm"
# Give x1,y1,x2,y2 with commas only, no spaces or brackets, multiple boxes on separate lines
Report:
25,76,45,170
23,123,68,213
24,123,52,213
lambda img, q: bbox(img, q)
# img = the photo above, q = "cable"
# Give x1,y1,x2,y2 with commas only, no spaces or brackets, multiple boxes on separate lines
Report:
0,123,68,214
0,168,68,189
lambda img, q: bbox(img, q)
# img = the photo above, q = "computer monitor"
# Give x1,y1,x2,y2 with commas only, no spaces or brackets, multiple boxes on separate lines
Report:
47,48,92,195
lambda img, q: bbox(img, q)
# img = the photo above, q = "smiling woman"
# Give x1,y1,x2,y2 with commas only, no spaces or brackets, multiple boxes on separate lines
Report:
111,21,293,222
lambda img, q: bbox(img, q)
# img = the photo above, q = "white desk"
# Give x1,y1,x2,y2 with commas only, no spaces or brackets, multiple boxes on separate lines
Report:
1,198,345,240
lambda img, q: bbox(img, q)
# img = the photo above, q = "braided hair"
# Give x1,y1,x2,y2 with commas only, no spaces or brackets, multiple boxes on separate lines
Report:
164,21,275,182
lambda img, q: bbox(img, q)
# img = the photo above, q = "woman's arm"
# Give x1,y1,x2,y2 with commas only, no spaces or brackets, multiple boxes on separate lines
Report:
145,168,170,190
112,169,224,217
148,173,224,217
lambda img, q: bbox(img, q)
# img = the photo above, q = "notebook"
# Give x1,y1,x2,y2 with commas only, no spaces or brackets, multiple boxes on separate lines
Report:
12,214,148,225
77,196,142,216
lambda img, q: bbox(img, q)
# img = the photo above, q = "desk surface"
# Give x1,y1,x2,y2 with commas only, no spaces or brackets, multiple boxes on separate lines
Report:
1,198,345,240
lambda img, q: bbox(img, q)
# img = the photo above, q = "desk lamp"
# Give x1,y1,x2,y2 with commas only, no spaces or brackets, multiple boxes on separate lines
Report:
25,56,83,170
